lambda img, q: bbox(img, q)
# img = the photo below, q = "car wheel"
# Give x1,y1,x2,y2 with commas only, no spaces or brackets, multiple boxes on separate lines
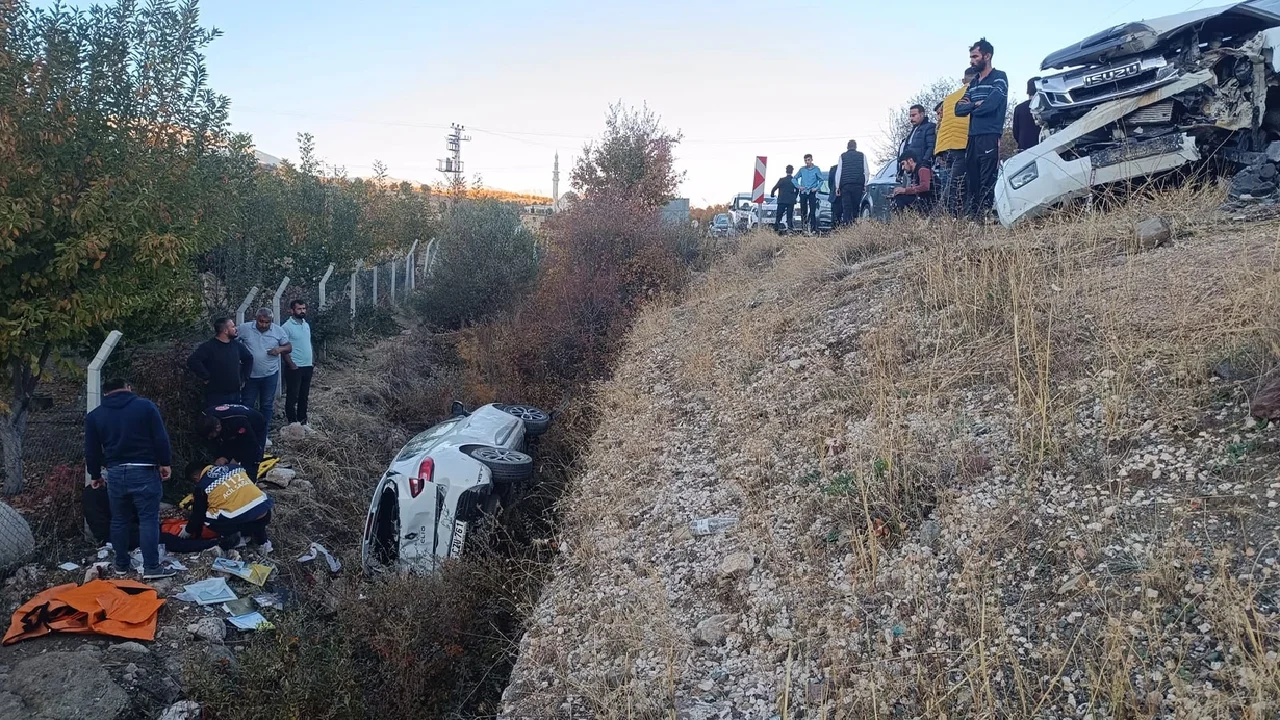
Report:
860,202,872,219
498,404,550,436
469,446,534,483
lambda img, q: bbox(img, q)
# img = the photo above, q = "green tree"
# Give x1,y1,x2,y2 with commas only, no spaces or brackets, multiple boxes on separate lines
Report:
414,200,537,328
570,102,684,208
0,0,242,494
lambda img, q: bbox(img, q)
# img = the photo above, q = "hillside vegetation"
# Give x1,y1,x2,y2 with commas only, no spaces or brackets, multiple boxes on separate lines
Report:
502,188,1280,719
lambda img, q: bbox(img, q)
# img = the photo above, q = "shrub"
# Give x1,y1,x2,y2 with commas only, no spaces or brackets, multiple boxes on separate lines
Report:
413,200,539,328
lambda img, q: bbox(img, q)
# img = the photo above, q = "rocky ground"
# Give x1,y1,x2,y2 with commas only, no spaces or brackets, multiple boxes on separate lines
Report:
501,190,1280,718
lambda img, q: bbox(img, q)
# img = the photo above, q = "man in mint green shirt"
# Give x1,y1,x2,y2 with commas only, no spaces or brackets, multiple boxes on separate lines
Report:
281,299,314,429
794,154,825,234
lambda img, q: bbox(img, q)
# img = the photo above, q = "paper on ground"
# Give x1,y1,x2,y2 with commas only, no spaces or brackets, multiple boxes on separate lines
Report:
174,577,237,605
296,542,341,572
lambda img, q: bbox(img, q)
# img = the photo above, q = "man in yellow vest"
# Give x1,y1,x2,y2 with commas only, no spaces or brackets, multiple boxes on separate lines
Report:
179,462,273,549
935,66,979,216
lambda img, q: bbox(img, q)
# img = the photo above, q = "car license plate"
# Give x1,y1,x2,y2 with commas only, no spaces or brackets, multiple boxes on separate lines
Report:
1083,61,1141,87
449,520,468,558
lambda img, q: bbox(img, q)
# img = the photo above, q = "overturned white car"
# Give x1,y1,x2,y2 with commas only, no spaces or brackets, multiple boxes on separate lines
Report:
997,0,1280,226
361,402,549,573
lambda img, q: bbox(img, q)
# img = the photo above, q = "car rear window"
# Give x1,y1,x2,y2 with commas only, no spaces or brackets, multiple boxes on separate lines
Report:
394,418,462,461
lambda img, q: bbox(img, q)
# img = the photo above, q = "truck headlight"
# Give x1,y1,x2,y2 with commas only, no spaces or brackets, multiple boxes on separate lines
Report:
1008,161,1039,190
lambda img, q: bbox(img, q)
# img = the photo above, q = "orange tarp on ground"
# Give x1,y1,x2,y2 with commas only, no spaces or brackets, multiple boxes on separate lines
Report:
3,578,165,645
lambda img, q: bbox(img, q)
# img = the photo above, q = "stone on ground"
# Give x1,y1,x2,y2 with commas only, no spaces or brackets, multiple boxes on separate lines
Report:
0,651,129,720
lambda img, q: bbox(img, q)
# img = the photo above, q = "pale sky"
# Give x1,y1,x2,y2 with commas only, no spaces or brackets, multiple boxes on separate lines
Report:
96,0,1204,205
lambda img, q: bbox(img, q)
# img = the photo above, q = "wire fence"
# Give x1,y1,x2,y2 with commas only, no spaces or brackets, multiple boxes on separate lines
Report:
3,239,439,565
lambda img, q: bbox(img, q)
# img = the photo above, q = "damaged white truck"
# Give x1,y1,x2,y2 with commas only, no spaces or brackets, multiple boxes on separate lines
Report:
996,0,1280,226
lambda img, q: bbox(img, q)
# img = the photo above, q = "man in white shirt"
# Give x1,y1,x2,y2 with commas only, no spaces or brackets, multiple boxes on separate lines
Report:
237,308,291,445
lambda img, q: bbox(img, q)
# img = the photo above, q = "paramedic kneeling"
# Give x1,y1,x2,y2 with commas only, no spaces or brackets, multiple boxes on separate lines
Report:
181,462,273,549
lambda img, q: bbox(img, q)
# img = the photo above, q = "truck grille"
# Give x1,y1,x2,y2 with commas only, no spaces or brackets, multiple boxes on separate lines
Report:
1070,68,1161,104
1126,100,1174,126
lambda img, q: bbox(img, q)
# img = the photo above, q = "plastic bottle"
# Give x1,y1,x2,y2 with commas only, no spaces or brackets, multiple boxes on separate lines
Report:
689,517,739,536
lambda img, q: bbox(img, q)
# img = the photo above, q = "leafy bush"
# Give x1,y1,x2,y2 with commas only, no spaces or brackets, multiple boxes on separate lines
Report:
413,200,539,328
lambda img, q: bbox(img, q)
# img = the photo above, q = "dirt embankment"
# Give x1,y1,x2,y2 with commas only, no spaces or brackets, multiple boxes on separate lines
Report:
501,189,1280,718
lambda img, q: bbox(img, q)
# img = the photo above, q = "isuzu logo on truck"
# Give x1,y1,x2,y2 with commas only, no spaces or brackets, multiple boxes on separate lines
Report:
1083,61,1142,87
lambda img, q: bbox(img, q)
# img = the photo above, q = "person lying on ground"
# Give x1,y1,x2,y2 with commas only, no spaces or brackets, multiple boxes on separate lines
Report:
200,403,266,481
181,462,273,551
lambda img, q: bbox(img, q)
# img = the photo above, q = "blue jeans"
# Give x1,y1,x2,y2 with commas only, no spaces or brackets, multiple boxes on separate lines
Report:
241,372,278,436
105,465,162,571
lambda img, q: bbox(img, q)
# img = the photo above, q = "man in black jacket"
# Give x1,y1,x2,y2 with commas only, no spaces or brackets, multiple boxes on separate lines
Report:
187,317,253,409
769,165,799,233
833,140,867,225
199,403,267,482
899,105,937,167
84,378,175,579
1012,77,1041,152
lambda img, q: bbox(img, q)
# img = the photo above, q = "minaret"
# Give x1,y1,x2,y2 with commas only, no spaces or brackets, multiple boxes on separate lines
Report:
552,152,560,211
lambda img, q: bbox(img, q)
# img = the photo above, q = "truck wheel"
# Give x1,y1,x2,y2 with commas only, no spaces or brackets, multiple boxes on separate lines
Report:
498,404,550,436
469,446,534,483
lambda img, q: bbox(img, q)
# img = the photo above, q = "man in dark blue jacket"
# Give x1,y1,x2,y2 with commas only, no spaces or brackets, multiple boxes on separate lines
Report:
199,403,267,482
770,165,799,233
899,105,937,168
955,37,1009,221
84,378,175,579
833,140,868,225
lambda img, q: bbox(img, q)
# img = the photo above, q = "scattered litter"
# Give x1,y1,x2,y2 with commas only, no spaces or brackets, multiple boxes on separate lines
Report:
297,542,341,572
690,517,739,536
97,546,110,560
58,562,80,571
253,593,283,609
222,598,255,616
227,612,272,631
126,546,186,574
159,700,202,720
211,558,274,586
173,577,237,605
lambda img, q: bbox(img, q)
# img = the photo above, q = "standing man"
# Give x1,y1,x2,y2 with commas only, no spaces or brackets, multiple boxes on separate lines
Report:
238,308,291,446
84,378,176,580
955,38,1009,221
282,299,314,431
833,140,868,225
794,154,825,233
770,165,799,233
1013,77,1042,152
899,105,937,167
936,66,980,216
199,403,267,481
187,317,253,409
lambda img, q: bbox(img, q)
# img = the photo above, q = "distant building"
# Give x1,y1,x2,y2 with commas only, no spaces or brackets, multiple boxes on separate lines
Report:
521,204,555,231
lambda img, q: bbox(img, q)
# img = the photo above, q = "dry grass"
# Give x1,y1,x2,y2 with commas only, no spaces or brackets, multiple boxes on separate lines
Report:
503,182,1280,718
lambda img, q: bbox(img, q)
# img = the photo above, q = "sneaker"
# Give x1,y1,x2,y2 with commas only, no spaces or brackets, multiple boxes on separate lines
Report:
142,566,178,580
109,565,132,578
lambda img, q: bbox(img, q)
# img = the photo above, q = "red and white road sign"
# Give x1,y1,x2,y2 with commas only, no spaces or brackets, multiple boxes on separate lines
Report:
752,156,767,204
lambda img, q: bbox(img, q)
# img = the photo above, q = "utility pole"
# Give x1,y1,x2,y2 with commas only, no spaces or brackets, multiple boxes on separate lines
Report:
437,123,470,200
552,152,560,211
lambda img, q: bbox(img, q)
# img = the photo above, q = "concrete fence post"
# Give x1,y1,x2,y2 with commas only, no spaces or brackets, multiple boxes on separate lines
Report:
424,238,439,278
406,239,419,291
350,260,363,319
236,286,261,326
85,330,123,485
318,264,335,309
372,263,380,306
271,276,290,399
390,260,397,305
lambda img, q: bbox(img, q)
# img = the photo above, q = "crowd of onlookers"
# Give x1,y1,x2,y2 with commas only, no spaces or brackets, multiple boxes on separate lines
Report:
769,38,1044,232
81,301,316,581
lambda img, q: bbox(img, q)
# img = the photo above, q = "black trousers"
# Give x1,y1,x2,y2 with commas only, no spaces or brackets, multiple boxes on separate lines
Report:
774,202,794,232
894,194,935,214
838,183,864,225
209,509,272,548
283,365,313,424
938,149,967,216
798,192,820,231
964,134,1001,220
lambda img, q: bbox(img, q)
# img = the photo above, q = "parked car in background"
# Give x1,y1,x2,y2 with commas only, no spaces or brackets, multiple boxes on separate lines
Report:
861,160,901,222
709,213,731,237
728,192,760,233
362,402,550,574
1000,1,1280,225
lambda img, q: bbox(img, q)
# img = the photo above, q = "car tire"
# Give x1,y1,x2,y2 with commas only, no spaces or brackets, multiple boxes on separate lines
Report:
469,446,534,483
497,404,551,436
